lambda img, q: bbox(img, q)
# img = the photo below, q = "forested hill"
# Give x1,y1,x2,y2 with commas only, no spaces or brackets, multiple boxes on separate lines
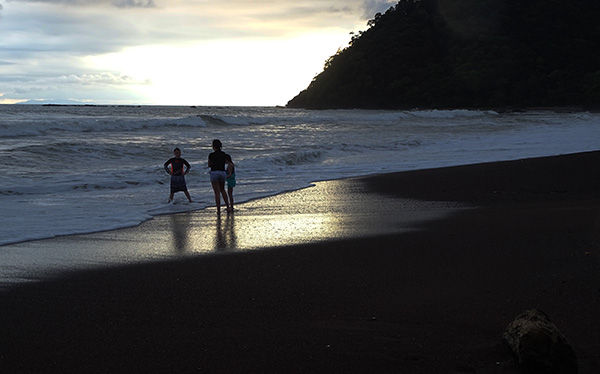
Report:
286,0,600,110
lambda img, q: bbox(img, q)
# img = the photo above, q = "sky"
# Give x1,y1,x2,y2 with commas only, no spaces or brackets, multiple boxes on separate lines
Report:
0,0,397,106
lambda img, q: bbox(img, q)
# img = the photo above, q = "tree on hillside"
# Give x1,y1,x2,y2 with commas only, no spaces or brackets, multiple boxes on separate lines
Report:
287,0,600,109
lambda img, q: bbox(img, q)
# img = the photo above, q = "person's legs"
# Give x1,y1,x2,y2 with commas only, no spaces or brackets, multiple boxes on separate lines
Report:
169,176,175,202
219,180,230,210
228,187,234,211
211,181,222,212
184,190,192,202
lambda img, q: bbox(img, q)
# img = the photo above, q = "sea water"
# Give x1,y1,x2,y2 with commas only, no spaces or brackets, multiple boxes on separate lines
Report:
1,105,599,246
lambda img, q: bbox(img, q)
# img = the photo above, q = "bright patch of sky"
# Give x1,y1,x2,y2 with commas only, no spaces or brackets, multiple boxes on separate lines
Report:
0,0,396,105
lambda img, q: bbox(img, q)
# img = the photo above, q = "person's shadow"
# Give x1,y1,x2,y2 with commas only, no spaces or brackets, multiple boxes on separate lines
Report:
214,213,237,252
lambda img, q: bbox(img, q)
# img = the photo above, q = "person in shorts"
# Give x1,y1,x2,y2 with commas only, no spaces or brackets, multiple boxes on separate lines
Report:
164,147,193,203
208,139,231,213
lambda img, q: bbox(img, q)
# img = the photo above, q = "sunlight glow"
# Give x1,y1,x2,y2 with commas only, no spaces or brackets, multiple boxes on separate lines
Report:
86,32,351,106
0,94,21,105
236,213,342,249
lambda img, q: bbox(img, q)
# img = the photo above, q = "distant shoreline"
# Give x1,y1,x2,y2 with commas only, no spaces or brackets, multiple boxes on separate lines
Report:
7,102,597,113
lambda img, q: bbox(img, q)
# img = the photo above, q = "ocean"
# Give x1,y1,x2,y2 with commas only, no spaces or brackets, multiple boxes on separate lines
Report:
1,105,599,248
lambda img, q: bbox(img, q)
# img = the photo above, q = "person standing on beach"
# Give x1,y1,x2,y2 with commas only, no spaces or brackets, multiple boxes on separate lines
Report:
164,147,193,203
225,153,236,211
208,139,231,213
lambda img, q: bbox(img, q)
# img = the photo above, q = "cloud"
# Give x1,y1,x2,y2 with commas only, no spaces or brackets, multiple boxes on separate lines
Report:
1,1,376,56
6,0,394,20
7,0,156,8
1,4,162,55
362,0,396,18
0,70,150,90
0,71,151,104
39,72,149,86
111,0,155,8
0,0,397,105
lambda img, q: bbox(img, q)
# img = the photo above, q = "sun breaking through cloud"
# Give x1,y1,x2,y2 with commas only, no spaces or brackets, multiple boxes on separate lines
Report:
0,0,397,105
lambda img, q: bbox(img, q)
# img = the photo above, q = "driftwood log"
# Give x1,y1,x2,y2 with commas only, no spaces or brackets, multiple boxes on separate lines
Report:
503,309,578,374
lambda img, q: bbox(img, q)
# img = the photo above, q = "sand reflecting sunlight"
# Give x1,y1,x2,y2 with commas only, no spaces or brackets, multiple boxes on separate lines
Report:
0,179,465,286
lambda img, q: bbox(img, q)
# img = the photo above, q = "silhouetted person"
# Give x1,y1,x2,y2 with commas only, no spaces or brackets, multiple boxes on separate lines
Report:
208,139,230,213
164,147,192,203
225,153,236,211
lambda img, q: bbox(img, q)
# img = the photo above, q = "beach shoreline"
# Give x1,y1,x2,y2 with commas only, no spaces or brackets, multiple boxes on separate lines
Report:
1,151,599,373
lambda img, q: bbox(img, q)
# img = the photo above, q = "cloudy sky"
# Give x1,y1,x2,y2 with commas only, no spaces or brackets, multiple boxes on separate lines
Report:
0,0,396,106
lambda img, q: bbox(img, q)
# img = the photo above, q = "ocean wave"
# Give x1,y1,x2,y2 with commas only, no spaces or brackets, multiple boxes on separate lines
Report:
0,178,154,196
162,116,208,127
272,109,497,124
407,109,499,118
0,113,269,137
200,114,264,126
0,116,206,137
270,150,324,166
338,138,423,152
0,108,505,138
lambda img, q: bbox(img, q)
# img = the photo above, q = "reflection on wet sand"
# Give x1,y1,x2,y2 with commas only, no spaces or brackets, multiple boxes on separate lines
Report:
0,179,462,285
170,180,462,254
165,211,240,255
214,214,237,252
169,214,190,254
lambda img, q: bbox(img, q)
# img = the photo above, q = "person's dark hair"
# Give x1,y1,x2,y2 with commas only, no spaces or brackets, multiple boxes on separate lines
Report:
174,147,181,152
212,139,222,150
225,154,232,162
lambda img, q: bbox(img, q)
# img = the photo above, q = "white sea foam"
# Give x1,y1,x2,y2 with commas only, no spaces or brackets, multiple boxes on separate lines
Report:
1,105,599,246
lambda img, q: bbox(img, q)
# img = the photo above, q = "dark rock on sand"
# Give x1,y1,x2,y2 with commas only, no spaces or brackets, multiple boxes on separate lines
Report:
503,309,578,374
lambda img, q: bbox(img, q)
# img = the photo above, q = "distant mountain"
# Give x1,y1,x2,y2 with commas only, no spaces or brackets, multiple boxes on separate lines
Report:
287,0,600,110
17,99,95,105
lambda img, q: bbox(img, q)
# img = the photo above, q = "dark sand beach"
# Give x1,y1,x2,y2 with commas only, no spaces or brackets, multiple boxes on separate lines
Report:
1,151,599,373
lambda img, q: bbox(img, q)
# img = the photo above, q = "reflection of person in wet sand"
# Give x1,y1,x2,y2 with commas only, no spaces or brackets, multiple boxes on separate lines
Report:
208,139,231,213
214,214,237,251
169,213,190,254
164,147,193,203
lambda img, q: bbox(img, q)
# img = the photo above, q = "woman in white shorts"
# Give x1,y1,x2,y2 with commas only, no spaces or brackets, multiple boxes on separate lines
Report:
208,139,231,213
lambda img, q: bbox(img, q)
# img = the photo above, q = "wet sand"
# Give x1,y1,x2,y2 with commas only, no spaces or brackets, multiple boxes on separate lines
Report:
1,151,599,373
